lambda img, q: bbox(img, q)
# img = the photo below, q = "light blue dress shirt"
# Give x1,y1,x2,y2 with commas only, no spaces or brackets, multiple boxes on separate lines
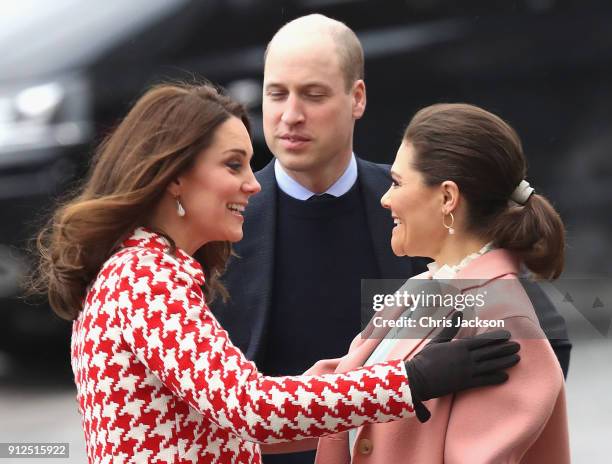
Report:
273,153,358,200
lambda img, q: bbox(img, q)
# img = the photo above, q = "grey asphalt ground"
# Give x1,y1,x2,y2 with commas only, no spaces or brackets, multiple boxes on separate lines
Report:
0,284,609,463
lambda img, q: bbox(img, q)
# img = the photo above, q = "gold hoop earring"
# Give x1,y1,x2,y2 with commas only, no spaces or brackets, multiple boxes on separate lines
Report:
176,197,186,217
443,212,455,235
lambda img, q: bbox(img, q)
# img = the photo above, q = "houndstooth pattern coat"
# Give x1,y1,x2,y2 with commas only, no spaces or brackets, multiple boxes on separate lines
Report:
71,228,417,463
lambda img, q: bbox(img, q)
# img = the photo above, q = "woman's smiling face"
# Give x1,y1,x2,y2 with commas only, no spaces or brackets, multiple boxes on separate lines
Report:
175,116,261,244
381,141,446,258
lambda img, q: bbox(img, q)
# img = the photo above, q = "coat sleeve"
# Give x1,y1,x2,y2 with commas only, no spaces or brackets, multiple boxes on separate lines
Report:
260,356,345,454
116,249,417,444
444,315,566,464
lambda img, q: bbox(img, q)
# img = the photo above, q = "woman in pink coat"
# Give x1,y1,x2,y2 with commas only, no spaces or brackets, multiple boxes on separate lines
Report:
29,85,520,464
269,103,570,463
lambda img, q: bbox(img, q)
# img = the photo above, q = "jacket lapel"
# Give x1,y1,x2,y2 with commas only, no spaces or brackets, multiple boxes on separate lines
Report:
334,304,407,372
385,307,454,362
234,160,277,361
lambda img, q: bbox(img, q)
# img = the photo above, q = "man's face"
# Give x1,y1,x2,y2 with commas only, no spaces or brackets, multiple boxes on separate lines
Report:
262,35,364,179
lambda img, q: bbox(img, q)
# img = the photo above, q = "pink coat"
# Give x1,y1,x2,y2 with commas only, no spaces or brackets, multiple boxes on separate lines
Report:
264,249,570,463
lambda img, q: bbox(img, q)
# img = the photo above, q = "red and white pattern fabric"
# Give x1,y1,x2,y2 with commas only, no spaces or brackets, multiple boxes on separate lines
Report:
71,228,416,463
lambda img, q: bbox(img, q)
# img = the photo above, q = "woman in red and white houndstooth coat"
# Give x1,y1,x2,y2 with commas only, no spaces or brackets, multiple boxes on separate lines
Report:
31,83,519,463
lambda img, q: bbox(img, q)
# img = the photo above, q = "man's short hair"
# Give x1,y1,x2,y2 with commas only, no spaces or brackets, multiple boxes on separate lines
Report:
330,24,364,91
264,15,364,92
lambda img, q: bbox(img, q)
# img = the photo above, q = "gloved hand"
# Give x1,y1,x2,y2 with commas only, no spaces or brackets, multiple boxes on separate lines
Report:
404,312,520,422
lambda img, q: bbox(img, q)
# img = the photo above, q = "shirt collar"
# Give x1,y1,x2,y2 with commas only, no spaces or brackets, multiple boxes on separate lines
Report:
120,227,206,285
274,153,358,200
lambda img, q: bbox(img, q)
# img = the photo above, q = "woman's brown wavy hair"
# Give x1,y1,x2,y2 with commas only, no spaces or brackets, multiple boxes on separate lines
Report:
29,82,250,320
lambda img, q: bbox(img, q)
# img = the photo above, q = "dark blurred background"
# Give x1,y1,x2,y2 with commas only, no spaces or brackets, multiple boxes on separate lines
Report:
0,1,610,462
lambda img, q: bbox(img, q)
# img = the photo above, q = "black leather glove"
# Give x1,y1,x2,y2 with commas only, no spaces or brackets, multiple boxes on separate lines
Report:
404,312,520,422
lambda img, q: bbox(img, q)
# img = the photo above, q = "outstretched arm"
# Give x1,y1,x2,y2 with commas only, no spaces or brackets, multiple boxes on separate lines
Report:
117,249,519,444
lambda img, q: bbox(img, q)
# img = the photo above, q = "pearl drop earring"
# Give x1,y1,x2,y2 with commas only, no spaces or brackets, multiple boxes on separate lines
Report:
176,198,186,217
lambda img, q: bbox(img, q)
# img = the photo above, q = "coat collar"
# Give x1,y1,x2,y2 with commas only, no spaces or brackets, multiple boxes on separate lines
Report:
120,227,206,285
454,248,521,282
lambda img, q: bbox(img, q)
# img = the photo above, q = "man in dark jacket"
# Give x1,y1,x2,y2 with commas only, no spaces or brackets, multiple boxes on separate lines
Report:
212,14,571,464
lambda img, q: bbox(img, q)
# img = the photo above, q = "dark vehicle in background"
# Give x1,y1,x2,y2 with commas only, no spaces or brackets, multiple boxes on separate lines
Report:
1,0,611,358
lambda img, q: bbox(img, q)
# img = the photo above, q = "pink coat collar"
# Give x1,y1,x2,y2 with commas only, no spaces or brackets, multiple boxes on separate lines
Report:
454,248,521,282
